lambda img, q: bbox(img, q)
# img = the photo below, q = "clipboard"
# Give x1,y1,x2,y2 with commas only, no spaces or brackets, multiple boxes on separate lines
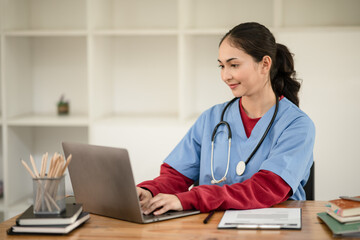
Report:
218,208,302,230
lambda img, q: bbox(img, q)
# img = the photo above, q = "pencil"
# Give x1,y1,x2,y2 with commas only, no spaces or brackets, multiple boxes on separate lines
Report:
60,154,72,176
48,152,57,177
48,154,60,178
21,159,36,179
40,152,48,178
29,155,39,178
54,156,64,177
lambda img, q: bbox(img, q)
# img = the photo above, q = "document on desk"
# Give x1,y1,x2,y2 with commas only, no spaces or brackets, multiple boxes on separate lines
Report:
218,208,301,230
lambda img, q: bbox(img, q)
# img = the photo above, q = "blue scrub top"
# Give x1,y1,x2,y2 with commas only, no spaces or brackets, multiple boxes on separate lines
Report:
164,98,315,200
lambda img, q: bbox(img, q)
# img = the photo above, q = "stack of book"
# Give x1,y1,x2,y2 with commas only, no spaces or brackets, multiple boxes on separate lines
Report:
7,203,90,235
317,196,360,237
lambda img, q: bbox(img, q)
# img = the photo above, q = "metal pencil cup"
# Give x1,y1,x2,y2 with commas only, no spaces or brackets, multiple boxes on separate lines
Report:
33,175,66,214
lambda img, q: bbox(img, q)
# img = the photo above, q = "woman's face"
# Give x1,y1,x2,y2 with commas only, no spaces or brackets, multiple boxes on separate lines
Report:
218,38,268,98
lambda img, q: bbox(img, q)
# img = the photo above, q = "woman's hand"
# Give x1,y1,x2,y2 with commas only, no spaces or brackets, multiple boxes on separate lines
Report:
136,187,153,212
143,193,183,216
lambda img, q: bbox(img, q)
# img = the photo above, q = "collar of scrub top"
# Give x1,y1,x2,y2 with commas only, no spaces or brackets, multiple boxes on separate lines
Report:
210,96,279,184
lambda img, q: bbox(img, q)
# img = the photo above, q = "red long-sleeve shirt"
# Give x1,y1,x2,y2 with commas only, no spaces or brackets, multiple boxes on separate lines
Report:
138,98,291,212
138,163,291,212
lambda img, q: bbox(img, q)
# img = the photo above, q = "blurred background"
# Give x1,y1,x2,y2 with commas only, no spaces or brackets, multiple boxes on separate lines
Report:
0,0,359,221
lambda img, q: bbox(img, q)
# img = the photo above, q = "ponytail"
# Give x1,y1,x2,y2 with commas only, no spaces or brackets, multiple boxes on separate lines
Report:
220,22,302,107
271,43,301,107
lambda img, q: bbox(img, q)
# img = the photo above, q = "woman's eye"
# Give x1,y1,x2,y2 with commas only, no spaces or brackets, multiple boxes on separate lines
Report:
218,65,224,69
231,64,239,68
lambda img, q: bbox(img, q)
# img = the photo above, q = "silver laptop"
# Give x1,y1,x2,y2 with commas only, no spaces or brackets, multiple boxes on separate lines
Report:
62,142,200,223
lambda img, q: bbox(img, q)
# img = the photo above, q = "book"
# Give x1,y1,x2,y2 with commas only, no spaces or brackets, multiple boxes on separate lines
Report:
16,203,83,226
326,208,360,223
328,196,360,217
8,211,89,235
317,212,360,236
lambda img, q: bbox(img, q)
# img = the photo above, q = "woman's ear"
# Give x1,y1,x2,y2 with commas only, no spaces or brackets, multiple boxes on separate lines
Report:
260,55,272,74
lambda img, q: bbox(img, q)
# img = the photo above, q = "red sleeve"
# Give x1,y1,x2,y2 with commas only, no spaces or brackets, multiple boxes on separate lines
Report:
138,163,291,212
137,163,194,196
176,170,291,212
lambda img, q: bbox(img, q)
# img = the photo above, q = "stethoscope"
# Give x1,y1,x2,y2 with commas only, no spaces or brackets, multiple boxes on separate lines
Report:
210,96,279,184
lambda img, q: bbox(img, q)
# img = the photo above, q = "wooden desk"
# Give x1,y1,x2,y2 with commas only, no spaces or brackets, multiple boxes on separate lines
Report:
0,201,357,239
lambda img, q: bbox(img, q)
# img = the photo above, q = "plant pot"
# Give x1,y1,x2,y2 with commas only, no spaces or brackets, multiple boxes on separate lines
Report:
57,103,69,115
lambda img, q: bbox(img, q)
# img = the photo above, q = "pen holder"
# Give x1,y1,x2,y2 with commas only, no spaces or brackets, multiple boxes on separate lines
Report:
33,175,66,214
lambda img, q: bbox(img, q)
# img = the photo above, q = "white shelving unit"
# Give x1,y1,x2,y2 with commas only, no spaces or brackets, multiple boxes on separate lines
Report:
0,0,359,220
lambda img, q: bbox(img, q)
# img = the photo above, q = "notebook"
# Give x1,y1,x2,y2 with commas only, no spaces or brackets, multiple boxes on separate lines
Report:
8,212,89,235
317,212,360,236
16,203,83,226
62,142,200,224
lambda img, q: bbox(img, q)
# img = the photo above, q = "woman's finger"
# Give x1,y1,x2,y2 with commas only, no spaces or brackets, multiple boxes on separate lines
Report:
144,195,164,215
143,194,183,215
153,204,169,216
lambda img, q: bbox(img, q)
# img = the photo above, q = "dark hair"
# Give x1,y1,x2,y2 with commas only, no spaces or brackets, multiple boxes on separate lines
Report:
220,22,301,107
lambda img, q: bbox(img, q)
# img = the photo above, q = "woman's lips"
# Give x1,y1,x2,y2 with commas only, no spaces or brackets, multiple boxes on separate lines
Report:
229,83,239,89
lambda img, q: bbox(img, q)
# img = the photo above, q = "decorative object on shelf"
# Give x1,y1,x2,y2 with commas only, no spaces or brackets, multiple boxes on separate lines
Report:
21,153,72,214
57,95,70,115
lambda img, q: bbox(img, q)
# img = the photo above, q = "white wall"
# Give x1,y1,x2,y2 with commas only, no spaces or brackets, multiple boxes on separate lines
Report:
90,118,194,184
277,30,360,200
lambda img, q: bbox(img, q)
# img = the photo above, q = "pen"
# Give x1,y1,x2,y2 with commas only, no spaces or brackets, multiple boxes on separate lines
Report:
203,211,215,224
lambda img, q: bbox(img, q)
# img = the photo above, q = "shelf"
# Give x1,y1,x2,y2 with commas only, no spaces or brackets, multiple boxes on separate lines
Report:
7,113,89,127
271,26,360,34
90,35,178,119
2,0,87,31
0,0,359,216
282,0,360,27
0,198,3,212
7,126,88,205
182,29,227,36
4,197,32,221
7,197,32,210
4,36,88,119
181,0,274,30
89,0,178,30
94,113,193,126
92,29,178,36
3,30,88,37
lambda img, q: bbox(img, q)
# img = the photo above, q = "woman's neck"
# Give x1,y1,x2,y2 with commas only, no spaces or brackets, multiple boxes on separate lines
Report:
241,90,276,119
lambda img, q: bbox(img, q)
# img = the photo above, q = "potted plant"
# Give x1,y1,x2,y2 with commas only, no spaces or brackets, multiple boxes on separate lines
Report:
57,95,69,115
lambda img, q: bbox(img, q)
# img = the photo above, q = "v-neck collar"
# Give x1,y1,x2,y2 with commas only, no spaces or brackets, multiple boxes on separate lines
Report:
228,98,278,159
239,98,261,138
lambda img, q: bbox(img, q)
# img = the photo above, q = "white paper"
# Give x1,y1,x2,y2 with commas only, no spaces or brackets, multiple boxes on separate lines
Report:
218,208,301,229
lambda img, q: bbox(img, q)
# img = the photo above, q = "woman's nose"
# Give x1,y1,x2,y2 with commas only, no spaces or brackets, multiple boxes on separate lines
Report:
222,68,232,82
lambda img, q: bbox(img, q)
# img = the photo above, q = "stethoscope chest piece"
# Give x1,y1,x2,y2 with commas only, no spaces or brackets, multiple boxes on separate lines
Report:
236,161,246,176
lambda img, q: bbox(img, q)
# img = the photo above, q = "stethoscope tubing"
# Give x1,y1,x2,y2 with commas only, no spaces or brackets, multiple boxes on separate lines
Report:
244,96,279,164
210,96,279,184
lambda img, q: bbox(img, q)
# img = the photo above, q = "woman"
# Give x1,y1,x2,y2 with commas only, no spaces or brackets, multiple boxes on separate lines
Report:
137,22,315,215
